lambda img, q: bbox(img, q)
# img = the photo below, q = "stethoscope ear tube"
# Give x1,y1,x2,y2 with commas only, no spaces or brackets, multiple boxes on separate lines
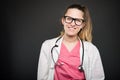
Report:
79,39,84,70
80,40,86,80
51,37,61,64
51,45,57,64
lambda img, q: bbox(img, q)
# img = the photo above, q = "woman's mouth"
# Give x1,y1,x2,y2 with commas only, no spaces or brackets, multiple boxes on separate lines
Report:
68,27,76,30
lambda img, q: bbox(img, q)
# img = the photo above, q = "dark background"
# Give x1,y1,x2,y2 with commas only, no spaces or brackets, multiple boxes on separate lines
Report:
1,0,120,80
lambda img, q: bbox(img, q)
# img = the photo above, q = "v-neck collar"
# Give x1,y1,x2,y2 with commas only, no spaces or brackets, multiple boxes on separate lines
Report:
61,41,80,53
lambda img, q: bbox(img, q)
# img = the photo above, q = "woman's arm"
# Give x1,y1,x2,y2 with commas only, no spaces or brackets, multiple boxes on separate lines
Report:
37,41,49,80
90,45,105,80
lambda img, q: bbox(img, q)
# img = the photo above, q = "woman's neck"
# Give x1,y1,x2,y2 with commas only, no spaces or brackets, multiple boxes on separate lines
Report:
62,34,79,52
63,34,79,43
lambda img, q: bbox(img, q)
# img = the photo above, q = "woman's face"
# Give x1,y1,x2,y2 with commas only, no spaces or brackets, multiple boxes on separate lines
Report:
62,8,85,37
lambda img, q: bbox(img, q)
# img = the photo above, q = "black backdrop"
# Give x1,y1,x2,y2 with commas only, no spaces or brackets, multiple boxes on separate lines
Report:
1,0,120,80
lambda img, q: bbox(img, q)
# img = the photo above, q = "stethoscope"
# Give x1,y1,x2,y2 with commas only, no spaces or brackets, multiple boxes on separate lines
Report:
51,37,85,72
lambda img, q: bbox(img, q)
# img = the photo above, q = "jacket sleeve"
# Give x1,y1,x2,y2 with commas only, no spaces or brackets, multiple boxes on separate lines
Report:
37,41,50,80
90,45,105,80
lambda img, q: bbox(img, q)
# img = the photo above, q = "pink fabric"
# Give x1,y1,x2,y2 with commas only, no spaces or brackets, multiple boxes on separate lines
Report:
54,41,85,80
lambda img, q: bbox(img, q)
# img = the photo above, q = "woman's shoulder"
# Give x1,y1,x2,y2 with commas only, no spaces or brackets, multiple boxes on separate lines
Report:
83,41,99,52
42,37,59,45
83,41,102,64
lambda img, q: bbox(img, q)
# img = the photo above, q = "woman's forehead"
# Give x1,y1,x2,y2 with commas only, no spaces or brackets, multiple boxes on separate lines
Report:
65,8,84,18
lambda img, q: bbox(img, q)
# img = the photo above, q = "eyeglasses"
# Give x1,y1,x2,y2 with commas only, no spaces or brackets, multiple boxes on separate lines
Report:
64,16,85,26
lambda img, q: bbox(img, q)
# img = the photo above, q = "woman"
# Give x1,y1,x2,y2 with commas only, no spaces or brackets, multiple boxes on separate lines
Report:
37,4,105,80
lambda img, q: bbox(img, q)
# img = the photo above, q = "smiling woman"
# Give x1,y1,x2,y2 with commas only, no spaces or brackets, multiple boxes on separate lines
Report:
60,4,92,42
37,4,105,80
61,8,85,38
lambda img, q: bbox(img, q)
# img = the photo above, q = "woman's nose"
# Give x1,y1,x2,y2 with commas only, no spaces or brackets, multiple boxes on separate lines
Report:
70,20,76,26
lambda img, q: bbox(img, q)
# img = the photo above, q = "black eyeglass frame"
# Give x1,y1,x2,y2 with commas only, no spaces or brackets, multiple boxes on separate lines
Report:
64,16,85,26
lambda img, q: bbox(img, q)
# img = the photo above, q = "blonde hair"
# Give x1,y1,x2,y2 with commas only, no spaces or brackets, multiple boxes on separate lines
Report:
60,4,92,42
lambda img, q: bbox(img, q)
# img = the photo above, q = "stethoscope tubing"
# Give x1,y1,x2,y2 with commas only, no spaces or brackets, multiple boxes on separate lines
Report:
51,37,84,68
51,37,86,80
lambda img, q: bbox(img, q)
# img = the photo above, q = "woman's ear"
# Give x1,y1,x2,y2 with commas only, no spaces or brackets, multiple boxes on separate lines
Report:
81,22,85,29
61,17,65,25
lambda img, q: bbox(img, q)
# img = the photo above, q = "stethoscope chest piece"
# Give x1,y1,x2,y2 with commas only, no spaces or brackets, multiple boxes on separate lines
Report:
78,65,84,72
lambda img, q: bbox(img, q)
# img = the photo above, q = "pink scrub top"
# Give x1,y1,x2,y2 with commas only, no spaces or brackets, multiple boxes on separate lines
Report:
54,41,85,80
